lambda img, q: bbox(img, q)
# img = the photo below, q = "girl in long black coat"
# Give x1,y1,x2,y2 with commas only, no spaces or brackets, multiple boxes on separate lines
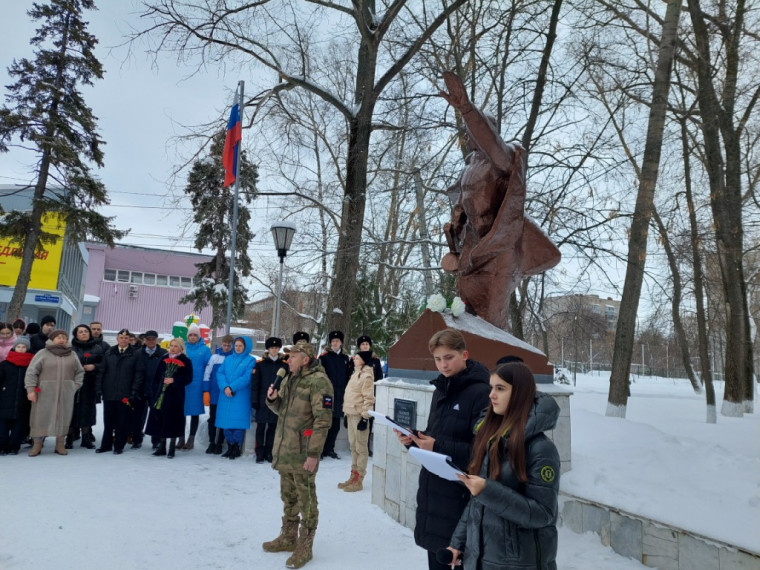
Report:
69,324,104,449
0,337,34,454
145,338,192,458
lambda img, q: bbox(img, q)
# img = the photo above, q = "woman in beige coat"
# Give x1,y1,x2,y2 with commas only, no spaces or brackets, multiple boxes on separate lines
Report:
339,350,376,492
25,329,84,456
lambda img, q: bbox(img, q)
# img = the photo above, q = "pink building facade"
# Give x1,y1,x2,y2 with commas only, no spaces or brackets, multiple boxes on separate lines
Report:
83,243,214,337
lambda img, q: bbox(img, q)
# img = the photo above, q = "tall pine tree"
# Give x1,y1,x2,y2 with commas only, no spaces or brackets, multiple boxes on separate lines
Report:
0,0,124,319
180,130,257,330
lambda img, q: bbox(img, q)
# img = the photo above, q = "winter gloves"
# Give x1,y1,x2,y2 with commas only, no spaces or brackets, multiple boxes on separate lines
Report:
357,418,368,431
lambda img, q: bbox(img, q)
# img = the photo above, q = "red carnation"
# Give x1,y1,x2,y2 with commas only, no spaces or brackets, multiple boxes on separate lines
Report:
122,397,131,407
34,387,41,393
84,353,91,357
303,429,313,437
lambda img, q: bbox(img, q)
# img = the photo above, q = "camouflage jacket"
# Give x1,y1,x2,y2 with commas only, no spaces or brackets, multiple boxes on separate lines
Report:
266,357,334,472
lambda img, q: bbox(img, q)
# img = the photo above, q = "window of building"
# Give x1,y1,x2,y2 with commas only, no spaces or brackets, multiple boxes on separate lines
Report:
156,275,168,286
143,273,156,285
591,304,600,313
130,272,143,284
117,270,130,283
104,269,116,281
169,276,180,287
181,277,192,288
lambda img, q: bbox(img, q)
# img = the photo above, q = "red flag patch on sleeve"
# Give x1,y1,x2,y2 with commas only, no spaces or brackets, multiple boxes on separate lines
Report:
322,395,333,409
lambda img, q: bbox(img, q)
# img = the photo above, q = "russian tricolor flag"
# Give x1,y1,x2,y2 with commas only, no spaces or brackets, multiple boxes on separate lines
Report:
222,96,242,188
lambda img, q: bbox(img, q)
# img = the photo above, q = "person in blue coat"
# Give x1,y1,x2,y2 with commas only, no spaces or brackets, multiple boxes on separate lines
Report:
215,336,256,460
181,324,211,451
202,334,233,454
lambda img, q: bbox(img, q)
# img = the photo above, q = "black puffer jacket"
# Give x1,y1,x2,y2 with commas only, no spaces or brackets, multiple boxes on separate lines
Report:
450,392,561,570
414,360,491,552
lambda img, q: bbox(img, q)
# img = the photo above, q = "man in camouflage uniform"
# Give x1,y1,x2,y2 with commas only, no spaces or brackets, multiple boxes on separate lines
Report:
263,341,334,569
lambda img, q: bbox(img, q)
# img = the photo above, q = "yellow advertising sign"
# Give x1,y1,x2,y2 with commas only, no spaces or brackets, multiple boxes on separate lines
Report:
0,212,66,290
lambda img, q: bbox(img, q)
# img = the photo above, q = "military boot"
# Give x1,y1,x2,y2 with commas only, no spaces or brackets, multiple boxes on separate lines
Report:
343,474,364,492
262,517,299,552
337,470,359,489
286,526,315,568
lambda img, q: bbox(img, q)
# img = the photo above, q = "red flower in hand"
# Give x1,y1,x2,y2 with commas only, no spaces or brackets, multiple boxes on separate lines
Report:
34,387,41,393
122,397,131,407
84,353,91,357
303,429,313,437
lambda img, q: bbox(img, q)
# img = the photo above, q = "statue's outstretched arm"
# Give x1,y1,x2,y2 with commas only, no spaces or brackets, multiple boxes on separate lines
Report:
440,71,517,175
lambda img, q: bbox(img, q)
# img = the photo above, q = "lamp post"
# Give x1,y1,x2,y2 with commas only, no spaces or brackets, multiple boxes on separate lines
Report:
270,221,296,339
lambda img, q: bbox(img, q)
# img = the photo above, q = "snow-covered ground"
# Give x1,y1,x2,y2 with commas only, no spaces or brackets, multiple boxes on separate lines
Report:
563,372,760,554
1,373,757,569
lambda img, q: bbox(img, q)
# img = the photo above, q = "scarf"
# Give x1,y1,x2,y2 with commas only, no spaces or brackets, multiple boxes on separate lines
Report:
5,350,34,367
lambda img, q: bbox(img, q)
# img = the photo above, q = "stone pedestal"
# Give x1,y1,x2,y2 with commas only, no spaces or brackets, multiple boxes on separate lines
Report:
371,377,572,531
388,310,555,383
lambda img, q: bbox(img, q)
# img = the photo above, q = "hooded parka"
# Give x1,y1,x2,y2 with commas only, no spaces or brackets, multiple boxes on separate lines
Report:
450,392,561,570
215,336,256,430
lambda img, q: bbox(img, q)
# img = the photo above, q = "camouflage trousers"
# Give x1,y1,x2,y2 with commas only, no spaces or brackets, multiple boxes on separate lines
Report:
279,470,319,530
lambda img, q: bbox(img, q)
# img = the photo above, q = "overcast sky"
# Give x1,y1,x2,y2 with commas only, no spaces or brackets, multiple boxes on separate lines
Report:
0,1,282,262
0,1,629,308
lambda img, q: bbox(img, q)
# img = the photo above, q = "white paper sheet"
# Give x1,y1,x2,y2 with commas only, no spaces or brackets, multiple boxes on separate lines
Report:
409,447,468,482
368,410,414,437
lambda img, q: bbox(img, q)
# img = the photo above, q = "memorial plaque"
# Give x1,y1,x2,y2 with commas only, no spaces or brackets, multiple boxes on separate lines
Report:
393,398,417,431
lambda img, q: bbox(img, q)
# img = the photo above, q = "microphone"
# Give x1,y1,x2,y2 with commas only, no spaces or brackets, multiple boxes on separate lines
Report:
435,549,459,565
273,367,287,390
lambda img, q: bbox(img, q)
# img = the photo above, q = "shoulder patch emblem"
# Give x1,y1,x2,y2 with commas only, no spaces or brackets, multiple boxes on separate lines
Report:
540,465,556,483
322,394,333,409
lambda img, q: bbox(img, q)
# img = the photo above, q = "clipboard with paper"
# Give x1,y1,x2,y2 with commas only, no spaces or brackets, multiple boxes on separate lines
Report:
368,410,415,437
408,447,468,482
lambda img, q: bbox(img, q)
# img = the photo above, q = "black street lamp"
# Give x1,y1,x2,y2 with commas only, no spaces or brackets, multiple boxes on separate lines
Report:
270,221,296,339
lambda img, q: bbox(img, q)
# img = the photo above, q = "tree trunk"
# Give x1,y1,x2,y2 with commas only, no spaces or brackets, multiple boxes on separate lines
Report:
686,0,754,416
680,117,717,422
324,110,373,334
652,208,701,393
607,0,681,418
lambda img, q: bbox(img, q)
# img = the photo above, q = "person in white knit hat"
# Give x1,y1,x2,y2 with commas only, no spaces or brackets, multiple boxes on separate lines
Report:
180,324,211,450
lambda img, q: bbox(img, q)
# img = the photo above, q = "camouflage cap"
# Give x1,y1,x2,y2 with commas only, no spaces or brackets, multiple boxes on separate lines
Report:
288,342,315,358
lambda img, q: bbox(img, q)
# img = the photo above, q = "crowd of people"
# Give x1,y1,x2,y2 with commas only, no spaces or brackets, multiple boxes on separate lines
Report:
0,316,562,569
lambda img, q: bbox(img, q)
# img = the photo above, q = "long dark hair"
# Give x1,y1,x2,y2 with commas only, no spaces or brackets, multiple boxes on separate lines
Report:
71,324,92,343
467,362,537,482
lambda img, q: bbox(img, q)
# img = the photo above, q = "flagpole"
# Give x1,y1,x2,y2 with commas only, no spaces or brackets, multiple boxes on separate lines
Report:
226,80,244,335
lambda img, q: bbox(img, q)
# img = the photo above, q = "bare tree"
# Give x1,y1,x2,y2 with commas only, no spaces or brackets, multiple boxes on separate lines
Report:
685,0,757,416
135,0,469,336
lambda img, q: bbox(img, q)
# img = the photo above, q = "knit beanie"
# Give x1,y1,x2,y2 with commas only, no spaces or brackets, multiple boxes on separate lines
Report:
187,324,201,337
14,336,31,350
25,323,40,336
48,329,68,341
356,350,374,366
40,315,56,326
